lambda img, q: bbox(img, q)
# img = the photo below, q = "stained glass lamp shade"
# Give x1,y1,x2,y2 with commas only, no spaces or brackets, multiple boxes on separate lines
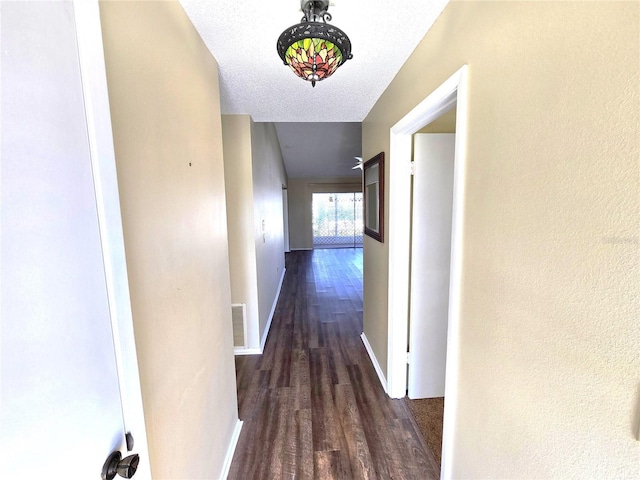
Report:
277,1,352,87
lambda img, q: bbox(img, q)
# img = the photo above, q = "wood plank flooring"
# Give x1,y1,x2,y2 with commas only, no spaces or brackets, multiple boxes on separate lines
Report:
228,249,440,480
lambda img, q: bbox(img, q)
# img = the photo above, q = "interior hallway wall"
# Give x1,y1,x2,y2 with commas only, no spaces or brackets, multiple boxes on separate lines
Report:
222,115,261,348
222,116,288,349
250,122,288,343
100,2,238,477
362,1,639,477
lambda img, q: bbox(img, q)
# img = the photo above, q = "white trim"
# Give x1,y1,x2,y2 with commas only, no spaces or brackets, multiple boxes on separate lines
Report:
234,347,262,356
73,1,151,477
290,247,313,251
441,66,469,480
220,420,243,480
360,333,388,394
386,65,469,480
386,129,413,398
260,268,286,351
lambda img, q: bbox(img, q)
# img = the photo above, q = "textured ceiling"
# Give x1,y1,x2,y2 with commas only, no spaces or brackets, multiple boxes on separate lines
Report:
275,122,362,178
179,0,449,122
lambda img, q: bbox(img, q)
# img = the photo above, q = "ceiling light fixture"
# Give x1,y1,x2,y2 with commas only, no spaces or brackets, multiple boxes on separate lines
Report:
277,0,353,88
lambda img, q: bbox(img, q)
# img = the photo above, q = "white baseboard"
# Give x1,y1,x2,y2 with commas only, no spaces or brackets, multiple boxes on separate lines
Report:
361,333,388,394
260,268,286,351
233,347,262,356
221,419,243,480
290,247,313,251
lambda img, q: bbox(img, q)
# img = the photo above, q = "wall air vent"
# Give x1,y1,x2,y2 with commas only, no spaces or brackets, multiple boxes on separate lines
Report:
231,303,247,348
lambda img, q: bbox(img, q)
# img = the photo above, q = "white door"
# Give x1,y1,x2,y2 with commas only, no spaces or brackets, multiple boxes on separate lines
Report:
1,2,149,477
408,134,455,399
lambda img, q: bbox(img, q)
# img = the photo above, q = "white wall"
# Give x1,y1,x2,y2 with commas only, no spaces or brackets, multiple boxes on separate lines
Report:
100,2,239,477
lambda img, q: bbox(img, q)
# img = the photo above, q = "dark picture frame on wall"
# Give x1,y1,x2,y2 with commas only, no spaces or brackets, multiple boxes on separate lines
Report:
363,152,384,242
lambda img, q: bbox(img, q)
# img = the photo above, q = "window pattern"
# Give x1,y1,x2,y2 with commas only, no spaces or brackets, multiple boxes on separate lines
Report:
313,193,363,248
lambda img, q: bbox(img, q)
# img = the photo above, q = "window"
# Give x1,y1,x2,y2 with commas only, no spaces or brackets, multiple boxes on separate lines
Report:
312,192,363,248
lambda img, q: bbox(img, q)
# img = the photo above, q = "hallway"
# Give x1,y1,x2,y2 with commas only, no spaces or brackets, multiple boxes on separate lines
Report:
228,249,439,479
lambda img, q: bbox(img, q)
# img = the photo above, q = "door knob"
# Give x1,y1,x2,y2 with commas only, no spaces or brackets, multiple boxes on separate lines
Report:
102,451,140,480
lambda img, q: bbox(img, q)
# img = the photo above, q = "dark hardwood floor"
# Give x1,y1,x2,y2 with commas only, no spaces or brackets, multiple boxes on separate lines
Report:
228,249,440,479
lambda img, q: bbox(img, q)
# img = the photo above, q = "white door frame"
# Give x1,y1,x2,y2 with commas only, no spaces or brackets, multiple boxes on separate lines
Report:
386,65,468,479
74,1,150,474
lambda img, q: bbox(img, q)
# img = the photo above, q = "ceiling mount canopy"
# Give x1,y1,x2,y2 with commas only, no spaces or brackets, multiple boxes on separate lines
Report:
277,0,353,87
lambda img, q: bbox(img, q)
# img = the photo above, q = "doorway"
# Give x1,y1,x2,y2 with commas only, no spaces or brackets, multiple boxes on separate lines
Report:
386,65,469,479
408,131,456,399
406,129,456,467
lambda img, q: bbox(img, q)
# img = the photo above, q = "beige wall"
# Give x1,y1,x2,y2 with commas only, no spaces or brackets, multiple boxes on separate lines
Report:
222,116,288,348
250,122,288,339
222,115,261,348
363,1,639,477
288,177,363,249
100,2,238,478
